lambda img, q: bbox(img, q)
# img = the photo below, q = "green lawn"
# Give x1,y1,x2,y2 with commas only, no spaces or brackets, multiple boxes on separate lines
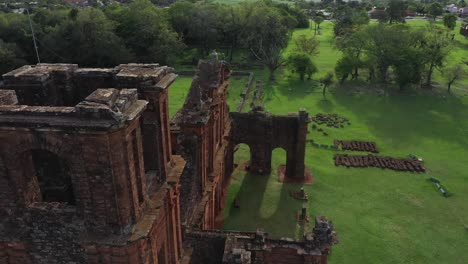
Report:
168,74,249,117
222,21,468,264
168,76,192,118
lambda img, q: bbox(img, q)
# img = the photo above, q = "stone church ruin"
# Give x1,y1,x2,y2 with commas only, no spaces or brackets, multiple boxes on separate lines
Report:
0,59,336,263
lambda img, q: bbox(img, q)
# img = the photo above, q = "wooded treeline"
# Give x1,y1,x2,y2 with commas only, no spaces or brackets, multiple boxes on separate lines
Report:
0,0,308,74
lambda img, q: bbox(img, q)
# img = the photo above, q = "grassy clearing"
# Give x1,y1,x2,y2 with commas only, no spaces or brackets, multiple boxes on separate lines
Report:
168,74,249,117
168,76,192,118
222,21,468,264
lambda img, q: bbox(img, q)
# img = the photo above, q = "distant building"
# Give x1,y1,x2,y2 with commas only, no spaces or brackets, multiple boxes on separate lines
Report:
460,7,468,18
444,4,459,14
62,0,89,7
368,8,387,19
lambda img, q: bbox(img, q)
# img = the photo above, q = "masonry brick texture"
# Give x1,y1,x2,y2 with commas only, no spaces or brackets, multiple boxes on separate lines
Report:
0,60,336,264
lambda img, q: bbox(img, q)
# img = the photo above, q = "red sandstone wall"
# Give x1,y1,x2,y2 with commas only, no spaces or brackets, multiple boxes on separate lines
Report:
0,117,146,232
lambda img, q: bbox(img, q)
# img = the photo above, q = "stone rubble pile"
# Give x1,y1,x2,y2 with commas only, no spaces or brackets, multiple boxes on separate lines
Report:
310,113,350,128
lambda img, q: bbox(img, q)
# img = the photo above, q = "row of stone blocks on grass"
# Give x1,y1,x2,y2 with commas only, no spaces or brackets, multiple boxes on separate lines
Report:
334,140,379,153
334,154,426,172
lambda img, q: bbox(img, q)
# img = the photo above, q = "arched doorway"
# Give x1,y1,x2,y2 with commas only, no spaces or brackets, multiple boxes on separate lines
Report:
272,147,287,180
29,149,76,205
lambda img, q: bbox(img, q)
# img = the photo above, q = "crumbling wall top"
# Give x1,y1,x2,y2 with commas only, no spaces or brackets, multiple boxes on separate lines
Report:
0,90,18,105
0,88,146,129
2,64,78,82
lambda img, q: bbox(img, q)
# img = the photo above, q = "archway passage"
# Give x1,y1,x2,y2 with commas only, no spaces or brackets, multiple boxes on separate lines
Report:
234,144,251,172
30,150,76,205
230,110,311,183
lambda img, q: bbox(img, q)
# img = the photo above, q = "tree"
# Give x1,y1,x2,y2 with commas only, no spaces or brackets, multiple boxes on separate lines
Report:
415,3,427,17
362,24,406,83
220,6,243,62
320,71,335,97
428,3,443,21
335,29,367,80
441,64,466,94
443,14,458,30
41,8,132,67
418,25,453,87
0,39,27,74
112,0,183,64
0,12,41,64
314,16,324,35
333,5,369,37
386,0,407,24
392,48,424,91
293,34,319,56
334,55,354,83
240,2,294,80
287,53,317,80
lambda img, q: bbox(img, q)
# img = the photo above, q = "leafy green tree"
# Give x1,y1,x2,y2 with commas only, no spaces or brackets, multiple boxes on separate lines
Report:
428,3,443,21
441,64,466,94
334,55,354,83
333,5,369,37
0,39,27,74
112,0,183,64
293,34,319,56
0,13,40,64
392,47,425,91
386,0,407,24
240,2,295,80
362,24,406,83
335,29,367,79
418,25,453,87
41,8,131,66
314,16,324,35
219,6,243,62
320,71,335,97
275,3,309,28
287,53,318,80
443,14,458,30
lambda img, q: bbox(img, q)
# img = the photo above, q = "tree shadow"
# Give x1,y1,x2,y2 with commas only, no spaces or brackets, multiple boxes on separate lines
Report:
264,182,305,239
333,93,468,147
316,98,334,113
225,171,270,230
274,78,321,100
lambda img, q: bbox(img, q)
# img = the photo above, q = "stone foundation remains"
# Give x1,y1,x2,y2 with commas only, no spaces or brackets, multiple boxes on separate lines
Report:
334,140,379,153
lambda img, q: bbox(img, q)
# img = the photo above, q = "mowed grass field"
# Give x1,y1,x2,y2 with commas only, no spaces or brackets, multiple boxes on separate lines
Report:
169,74,249,117
219,21,468,264
167,20,468,263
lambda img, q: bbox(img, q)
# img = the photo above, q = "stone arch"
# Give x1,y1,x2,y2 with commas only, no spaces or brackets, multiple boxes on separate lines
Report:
271,147,287,175
233,143,251,171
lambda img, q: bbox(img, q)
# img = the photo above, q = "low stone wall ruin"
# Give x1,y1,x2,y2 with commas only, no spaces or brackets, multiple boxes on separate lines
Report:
334,154,426,172
334,140,379,153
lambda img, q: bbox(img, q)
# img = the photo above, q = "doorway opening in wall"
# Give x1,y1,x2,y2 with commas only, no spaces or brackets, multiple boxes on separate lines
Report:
31,149,76,205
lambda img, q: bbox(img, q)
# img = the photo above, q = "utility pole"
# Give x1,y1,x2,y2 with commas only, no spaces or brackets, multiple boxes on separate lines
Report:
26,7,40,64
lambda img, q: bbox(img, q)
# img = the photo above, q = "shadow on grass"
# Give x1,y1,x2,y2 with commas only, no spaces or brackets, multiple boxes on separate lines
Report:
225,169,305,239
317,98,334,113
333,93,468,147
276,79,321,99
